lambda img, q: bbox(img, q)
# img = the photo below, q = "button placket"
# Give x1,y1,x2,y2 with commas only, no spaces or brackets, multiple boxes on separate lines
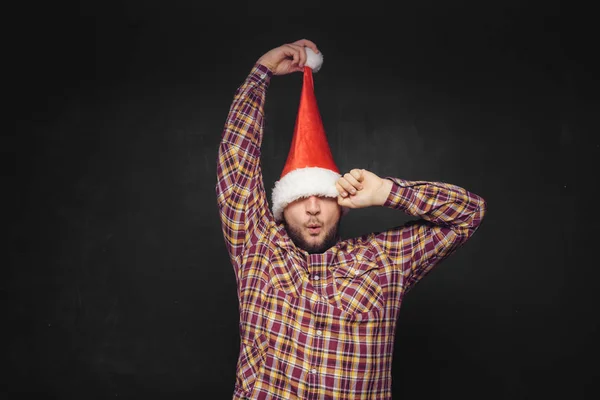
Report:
306,250,334,393
309,299,327,389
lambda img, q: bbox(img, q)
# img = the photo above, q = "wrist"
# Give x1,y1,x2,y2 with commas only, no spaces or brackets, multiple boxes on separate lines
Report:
257,57,275,73
374,179,393,206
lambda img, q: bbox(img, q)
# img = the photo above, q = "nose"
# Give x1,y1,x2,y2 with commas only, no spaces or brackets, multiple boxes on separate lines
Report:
305,196,321,215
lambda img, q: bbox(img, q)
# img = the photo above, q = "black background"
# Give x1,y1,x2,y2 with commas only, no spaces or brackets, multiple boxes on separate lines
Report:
7,1,599,399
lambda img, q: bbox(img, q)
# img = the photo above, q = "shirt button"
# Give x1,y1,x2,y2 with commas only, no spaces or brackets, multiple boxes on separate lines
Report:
353,269,360,275
313,275,320,281
316,330,322,336
311,368,317,374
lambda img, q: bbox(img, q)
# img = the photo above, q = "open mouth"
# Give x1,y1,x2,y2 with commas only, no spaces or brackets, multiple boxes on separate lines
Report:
307,225,321,235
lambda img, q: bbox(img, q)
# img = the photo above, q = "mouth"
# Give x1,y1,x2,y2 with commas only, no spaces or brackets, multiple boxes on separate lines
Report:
306,224,322,235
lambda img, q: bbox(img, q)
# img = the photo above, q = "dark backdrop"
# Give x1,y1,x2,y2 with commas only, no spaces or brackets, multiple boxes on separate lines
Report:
8,1,599,399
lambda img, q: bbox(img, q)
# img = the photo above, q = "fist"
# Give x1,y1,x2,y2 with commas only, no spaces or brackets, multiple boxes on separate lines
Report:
336,169,393,209
257,39,319,75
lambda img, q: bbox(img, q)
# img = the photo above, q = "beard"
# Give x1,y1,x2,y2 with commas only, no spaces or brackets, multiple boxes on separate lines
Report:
283,219,341,254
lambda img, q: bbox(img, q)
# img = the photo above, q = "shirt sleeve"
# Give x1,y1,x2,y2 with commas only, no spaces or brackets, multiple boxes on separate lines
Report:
375,178,487,294
215,63,274,276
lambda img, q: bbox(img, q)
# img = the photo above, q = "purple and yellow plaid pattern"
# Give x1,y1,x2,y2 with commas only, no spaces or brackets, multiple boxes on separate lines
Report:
216,63,487,400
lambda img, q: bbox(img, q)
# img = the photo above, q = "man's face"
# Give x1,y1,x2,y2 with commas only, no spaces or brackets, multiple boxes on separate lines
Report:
283,195,341,254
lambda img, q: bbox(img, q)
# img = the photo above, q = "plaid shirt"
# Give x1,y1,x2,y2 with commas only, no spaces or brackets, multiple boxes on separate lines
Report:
216,63,487,400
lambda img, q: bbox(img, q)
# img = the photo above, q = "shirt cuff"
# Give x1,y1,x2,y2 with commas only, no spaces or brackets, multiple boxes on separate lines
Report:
249,62,274,85
382,177,425,213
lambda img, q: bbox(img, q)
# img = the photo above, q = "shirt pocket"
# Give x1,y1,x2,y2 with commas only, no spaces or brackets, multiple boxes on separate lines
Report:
236,332,269,395
332,249,384,319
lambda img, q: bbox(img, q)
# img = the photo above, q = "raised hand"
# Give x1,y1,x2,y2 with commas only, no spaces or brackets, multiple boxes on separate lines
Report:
336,169,393,209
257,39,320,75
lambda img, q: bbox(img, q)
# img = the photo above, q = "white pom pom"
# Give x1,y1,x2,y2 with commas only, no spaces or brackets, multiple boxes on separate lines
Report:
305,47,323,72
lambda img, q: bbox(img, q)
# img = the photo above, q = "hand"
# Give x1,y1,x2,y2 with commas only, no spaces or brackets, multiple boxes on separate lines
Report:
257,39,320,76
336,169,393,209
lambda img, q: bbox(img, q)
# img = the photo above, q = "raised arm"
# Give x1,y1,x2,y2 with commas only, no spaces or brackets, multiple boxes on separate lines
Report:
215,63,273,268
378,178,486,292
215,39,321,277
337,169,487,293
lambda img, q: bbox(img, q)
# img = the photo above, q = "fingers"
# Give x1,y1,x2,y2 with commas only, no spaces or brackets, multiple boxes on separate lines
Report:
292,39,319,54
289,43,307,68
349,168,364,182
275,40,319,74
344,172,362,192
336,182,348,198
337,176,357,196
281,43,307,71
283,44,300,66
336,169,365,197
337,177,356,196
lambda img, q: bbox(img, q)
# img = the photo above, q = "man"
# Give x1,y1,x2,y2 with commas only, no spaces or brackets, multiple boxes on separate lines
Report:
216,39,487,400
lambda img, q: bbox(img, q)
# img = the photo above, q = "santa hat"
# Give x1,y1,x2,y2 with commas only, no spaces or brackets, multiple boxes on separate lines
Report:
271,48,346,222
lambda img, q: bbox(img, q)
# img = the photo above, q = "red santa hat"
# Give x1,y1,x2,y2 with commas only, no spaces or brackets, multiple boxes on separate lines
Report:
271,48,346,222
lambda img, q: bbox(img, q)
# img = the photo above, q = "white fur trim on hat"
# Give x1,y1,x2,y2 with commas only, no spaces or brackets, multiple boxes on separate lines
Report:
305,47,323,72
271,167,340,222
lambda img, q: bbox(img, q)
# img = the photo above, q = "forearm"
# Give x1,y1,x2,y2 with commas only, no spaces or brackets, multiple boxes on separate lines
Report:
215,63,274,265
382,177,487,232
216,63,272,204
220,63,272,155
